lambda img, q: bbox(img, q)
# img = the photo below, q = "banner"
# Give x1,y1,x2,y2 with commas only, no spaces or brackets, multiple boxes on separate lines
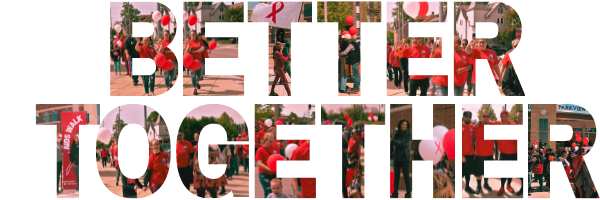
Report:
251,2,303,29
61,111,86,190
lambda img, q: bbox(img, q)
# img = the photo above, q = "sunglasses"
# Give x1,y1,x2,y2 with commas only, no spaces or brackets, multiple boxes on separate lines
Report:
482,115,490,118
462,43,467,46
517,115,523,119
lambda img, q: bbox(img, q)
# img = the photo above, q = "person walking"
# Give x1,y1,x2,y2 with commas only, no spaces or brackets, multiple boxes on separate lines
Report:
57,133,63,194
186,30,208,95
135,37,157,96
270,42,291,96
124,29,140,85
193,143,228,198
176,132,195,190
339,35,361,93
256,133,279,197
396,37,430,96
143,139,170,194
69,133,80,193
112,44,122,75
281,39,292,84
339,34,351,93
157,30,177,91
391,120,412,198
114,142,121,186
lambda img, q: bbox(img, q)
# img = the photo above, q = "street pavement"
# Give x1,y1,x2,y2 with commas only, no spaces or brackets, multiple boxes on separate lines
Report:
461,177,523,198
97,160,249,198
528,176,551,198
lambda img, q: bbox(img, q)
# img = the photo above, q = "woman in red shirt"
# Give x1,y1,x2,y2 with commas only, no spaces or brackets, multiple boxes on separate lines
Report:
135,37,158,96
143,139,170,194
256,133,279,197
185,30,207,95
157,30,176,91
193,144,227,198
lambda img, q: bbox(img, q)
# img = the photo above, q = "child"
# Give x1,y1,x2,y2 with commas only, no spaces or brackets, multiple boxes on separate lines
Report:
121,175,144,198
349,172,363,198
267,178,290,198
112,44,121,75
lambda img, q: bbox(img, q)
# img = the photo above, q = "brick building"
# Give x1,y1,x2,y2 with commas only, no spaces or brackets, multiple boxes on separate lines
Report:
529,104,596,151
36,104,100,133
389,104,455,191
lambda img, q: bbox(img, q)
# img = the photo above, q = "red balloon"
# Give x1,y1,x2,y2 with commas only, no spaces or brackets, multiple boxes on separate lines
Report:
576,136,582,142
188,15,197,26
325,119,330,125
161,15,170,26
154,53,166,67
348,118,353,124
183,53,194,67
575,131,581,137
443,129,455,160
348,122,352,127
344,113,349,119
237,137,242,141
342,30,349,36
161,60,174,71
242,132,247,137
208,41,217,50
369,112,374,118
279,117,283,122
418,2,429,18
349,26,357,36
572,142,576,148
267,154,285,172
346,16,354,26
583,137,590,146
188,60,202,71
275,121,283,127
259,121,263,126
533,140,538,145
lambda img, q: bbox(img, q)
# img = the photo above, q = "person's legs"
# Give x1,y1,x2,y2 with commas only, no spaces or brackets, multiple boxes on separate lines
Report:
244,158,249,172
392,160,401,197
352,63,360,89
408,79,418,96
142,76,150,94
401,161,411,197
270,72,281,95
402,69,409,93
233,156,239,175
454,85,464,96
393,68,400,88
276,68,291,95
131,58,138,84
149,73,155,94
116,167,121,186
73,165,79,191
467,71,473,95
164,69,171,88
435,85,448,96
528,172,532,189
387,65,393,81
114,61,119,74
208,188,218,198
258,173,273,197
196,188,206,197
418,79,428,96
340,76,347,91
57,161,62,193
342,167,348,198
473,84,476,96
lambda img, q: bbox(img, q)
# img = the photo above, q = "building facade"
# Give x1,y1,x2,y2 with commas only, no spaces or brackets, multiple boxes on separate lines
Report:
36,104,100,133
529,104,596,150
455,2,511,47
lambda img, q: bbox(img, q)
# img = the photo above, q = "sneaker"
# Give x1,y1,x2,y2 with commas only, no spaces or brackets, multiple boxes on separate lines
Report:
115,73,117,75
497,187,505,196
196,83,201,89
193,89,198,95
119,72,121,75
516,188,523,196
269,92,279,96
484,183,492,191
475,186,482,195
116,181,119,186
219,189,226,195
465,186,476,194
339,90,346,93
507,185,514,193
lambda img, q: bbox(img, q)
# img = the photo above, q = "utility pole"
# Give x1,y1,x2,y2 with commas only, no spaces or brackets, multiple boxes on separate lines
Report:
324,2,327,22
439,2,443,22
273,104,281,123
144,105,147,135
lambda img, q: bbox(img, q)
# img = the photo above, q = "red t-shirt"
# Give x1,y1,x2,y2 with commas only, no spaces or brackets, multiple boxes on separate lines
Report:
298,140,308,146
158,40,176,60
431,49,448,86
138,46,157,59
114,149,119,168
462,124,474,156
291,142,316,198
399,45,431,80
386,45,393,64
147,151,170,185
454,50,474,87
255,145,279,175
101,149,107,158
256,130,266,146
473,121,501,156
497,121,517,154
348,136,361,154
501,51,512,67
470,48,499,84
185,39,205,60
176,140,195,168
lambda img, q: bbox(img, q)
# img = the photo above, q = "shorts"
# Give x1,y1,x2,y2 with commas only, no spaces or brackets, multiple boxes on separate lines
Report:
499,153,517,161
462,155,475,177
474,155,493,176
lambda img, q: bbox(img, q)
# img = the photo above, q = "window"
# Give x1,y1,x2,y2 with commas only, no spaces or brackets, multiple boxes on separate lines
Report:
356,13,360,21
460,20,463,25
367,14,372,22
51,112,57,122
220,7,223,12
497,18,499,23
501,18,504,24
539,119,548,143
498,7,503,14
43,113,49,123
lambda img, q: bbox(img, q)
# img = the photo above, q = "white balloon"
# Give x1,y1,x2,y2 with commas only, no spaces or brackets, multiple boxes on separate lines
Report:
575,146,579,151
265,119,273,127
285,143,298,159
403,2,420,18
374,116,378,121
115,25,122,33
433,125,448,141
183,11,188,22
117,41,122,46
97,128,112,144
534,144,538,149
152,11,161,22
427,2,440,15
367,116,372,121
419,137,445,165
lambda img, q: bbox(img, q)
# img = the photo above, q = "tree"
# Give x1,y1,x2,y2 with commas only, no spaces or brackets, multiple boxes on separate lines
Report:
387,31,394,43
120,2,141,34
497,9,521,46
147,111,159,124
390,2,415,37
477,104,498,121
509,104,524,122
112,117,128,141
317,1,354,31
321,106,328,120
288,112,299,124
311,111,315,120
255,104,275,121
225,6,244,22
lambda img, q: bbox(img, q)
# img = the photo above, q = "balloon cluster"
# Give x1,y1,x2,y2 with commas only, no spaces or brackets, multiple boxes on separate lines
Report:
418,126,455,164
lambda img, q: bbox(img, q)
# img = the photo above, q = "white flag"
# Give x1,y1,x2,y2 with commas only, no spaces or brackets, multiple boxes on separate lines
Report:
251,2,303,29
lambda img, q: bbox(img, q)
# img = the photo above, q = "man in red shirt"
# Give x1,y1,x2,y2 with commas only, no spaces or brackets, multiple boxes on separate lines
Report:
495,110,522,196
396,37,432,96
473,110,501,194
291,141,316,198
452,36,474,96
176,131,195,190
462,111,476,194
101,147,108,168
468,39,502,96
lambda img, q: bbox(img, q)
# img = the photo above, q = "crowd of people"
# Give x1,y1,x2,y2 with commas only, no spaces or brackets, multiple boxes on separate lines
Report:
57,133,80,195
339,34,361,94
270,40,292,96
255,121,316,198
462,110,523,196
341,122,365,198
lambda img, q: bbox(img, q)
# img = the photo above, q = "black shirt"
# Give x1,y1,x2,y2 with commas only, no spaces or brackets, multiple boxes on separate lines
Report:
124,36,140,58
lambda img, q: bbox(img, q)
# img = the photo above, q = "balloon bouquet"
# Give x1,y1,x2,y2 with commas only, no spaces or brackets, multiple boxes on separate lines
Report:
418,126,455,172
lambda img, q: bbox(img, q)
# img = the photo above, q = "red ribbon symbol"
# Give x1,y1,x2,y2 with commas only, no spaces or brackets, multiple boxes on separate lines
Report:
435,140,442,154
266,1,285,24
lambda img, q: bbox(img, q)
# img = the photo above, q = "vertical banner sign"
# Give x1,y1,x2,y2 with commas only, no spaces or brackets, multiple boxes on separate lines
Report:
60,111,86,190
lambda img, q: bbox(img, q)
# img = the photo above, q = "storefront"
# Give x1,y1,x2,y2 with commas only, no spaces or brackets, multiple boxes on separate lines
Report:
528,104,595,150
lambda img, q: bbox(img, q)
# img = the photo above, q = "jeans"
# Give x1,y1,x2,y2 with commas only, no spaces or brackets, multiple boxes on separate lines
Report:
393,160,411,196
258,173,277,197
57,161,62,192
142,73,155,94
454,85,464,96
473,84,476,96
102,157,107,167
243,158,249,172
392,68,401,88
164,60,177,88
387,64,393,81
191,60,205,88
114,61,121,73
467,71,474,93
535,174,544,189
130,58,139,83
435,85,448,96
73,165,79,190
340,76,347,91
409,79,428,96
351,62,360,89
230,155,239,175
116,167,121,185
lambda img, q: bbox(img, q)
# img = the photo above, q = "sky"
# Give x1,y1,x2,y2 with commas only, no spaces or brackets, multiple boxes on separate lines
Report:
462,104,519,119
276,104,313,118
101,104,156,133
186,104,246,124
109,1,177,33
322,104,385,114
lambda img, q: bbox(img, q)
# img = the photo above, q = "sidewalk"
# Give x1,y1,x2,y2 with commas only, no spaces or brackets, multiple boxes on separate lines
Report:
97,160,249,197
461,177,523,198
182,72,244,96
528,177,550,198
110,60,168,96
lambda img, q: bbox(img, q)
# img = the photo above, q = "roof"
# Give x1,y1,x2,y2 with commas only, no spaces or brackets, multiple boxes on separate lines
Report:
455,5,469,23
485,2,512,18
230,2,244,9
210,2,227,15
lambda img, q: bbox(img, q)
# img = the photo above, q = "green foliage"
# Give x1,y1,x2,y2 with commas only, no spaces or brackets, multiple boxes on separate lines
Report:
497,9,521,46
317,1,354,31
112,117,127,141
255,104,275,122
179,113,245,142
387,31,394,43
321,106,327,120
147,111,159,124
288,112,299,124
509,104,524,122
120,3,141,23
225,7,244,22
477,104,498,121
